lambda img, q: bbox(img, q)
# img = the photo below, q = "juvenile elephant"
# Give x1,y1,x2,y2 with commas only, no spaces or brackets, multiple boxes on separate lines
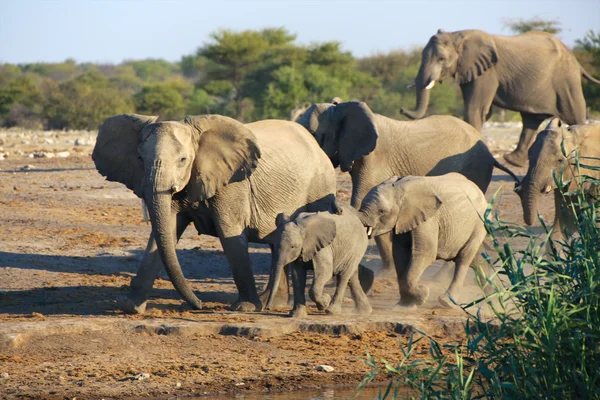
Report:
358,173,490,308
515,118,600,239
92,114,367,313
297,100,518,276
266,207,372,317
401,29,600,167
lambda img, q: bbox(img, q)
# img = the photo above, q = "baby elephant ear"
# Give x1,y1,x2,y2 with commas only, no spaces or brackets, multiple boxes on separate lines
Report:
394,178,443,234
299,213,337,262
184,115,261,202
92,114,158,198
276,213,290,227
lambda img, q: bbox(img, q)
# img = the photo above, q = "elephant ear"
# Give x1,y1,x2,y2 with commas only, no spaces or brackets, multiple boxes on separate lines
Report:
92,113,158,198
332,101,379,172
455,31,498,85
299,213,337,262
393,177,443,234
184,115,261,202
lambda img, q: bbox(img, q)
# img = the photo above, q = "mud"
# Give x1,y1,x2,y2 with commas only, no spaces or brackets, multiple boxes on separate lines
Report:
0,125,555,399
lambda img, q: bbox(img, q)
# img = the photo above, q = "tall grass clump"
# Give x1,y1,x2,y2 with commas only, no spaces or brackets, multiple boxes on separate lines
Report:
358,154,600,399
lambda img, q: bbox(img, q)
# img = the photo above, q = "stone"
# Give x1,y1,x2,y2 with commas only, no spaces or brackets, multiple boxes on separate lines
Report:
316,364,334,372
133,372,150,381
0,372,9,378
55,151,70,158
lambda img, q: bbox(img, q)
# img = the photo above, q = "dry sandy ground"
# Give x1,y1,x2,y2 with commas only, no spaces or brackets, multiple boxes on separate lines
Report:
0,124,555,399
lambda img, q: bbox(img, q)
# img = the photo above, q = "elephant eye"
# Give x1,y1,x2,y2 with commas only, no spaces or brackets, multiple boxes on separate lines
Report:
179,157,187,163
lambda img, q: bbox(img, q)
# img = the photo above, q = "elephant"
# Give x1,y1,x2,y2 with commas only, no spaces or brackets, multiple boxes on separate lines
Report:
514,118,600,240
92,113,376,314
297,100,519,276
358,173,490,308
400,29,600,168
266,206,372,317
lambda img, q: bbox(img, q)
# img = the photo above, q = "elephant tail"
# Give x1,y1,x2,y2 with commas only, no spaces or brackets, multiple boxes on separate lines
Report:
581,66,600,85
493,160,521,184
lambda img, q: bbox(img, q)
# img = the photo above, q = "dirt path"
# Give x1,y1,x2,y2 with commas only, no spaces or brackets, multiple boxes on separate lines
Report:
0,125,555,399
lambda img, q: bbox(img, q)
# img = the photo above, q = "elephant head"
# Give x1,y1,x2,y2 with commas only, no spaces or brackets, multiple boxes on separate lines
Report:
266,212,336,310
515,118,590,226
296,101,378,172
358,176,443,238
92,114,261,309
401,29,498,119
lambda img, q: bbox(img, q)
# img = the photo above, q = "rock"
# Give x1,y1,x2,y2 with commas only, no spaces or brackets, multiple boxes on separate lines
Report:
43,138,54,144
75,138,94,146
14,150,24,156
20,165,35,171
0,372,9,379
133,372,150,381
316,364,334,372
55,151,70,158
176,382,182,388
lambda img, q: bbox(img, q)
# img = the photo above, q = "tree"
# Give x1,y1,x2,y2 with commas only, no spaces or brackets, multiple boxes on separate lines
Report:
502,16,562,35
135,82,187,120
575,30,600,115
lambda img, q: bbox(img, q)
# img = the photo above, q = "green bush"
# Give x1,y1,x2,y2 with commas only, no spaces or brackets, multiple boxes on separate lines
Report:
358,155,600,399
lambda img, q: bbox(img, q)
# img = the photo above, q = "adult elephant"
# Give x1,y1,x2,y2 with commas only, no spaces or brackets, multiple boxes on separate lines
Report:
92,113,366,314
297,100,519,275
515,118,600,239
400,29,600,168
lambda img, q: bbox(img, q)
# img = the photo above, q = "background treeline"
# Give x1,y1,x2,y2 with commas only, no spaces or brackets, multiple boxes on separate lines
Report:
1,25,598,130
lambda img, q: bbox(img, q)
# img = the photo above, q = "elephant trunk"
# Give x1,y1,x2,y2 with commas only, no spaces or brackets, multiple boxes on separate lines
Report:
147,189,203,310
265,256,285,310
401,84,432,120
519,168,550,226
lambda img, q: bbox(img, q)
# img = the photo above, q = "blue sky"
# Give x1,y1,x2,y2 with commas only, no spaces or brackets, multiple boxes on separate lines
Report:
0,0,598,64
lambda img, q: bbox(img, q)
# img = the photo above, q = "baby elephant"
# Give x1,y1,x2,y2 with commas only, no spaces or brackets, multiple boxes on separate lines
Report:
266,208,372,317
358,173,489,308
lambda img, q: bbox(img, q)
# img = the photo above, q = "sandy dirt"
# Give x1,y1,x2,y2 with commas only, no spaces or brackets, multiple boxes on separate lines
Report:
0,124,556,399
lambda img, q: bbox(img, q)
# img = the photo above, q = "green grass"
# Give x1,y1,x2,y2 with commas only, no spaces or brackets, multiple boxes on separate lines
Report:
357,156,600,400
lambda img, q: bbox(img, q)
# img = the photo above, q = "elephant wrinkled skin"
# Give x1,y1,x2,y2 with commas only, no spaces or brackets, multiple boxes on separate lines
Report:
401,29,600,167
358,173,492,308
92,114,350,314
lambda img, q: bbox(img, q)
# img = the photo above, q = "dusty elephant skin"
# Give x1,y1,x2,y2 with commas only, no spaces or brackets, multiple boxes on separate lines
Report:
92,114,344,314
267,206,372,318
358,173,491,308
515,118,600,241
297,100,519,277
401,29,600,167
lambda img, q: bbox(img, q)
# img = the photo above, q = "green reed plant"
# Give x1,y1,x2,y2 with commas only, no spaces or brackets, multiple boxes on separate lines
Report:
358,154,600,399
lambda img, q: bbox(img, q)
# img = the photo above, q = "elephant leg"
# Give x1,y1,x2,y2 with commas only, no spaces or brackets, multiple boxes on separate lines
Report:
358,264,375,294
504,112,548,167
219,232,262,312
259,243,291,309
439,234,483,309
375,233,396,277
392,233,412,301
308,253,333,311
117,214,191,314
290,262,308,318
349,270,372,315
461,74,498,132
325,271,351,315
397,230,437,307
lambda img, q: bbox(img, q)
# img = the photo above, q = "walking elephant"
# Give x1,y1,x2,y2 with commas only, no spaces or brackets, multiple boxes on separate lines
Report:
401,29,600,167
515,118,600,240
92,114,373,314
297,100,519,276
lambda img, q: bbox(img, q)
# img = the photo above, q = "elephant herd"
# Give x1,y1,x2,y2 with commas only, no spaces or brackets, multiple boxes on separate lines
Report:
92,28,600,317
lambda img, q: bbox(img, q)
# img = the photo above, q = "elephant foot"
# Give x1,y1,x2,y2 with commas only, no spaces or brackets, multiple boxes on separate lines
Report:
116,294,148,315
438,294,460,309
399,285,430,307
503,151,527,168
354,304,372,315
314,293,331,311
358,264,375,294
325,303,342,315
289,305,307,318
230,299,261,312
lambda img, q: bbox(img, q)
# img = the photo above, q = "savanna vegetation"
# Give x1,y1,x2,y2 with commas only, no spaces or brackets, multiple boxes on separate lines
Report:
1,22,599,130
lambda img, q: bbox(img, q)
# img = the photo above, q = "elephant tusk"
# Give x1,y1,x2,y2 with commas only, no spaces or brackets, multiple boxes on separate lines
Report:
425,80,436,90
542,185,553,194
513,184,522,193
406,82,416,89
141,199,149,225
366,226,373,238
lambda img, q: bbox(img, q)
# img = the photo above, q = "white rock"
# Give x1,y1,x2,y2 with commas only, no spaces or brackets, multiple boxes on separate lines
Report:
44,138,54,144
316,365,334,372
55,151,70,158
133,372,150,381
0,372,9,378
14,150,24,156
20,165,35,170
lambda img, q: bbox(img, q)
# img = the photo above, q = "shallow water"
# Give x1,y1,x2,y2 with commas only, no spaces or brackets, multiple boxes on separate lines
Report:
191,385,405,399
